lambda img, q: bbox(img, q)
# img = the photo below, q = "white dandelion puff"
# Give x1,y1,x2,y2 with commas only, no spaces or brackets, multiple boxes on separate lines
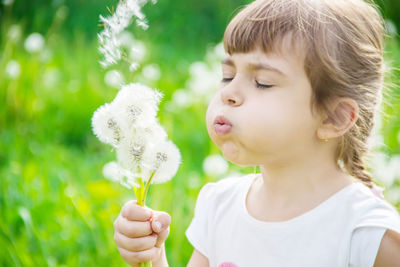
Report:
112,83,162,129
116,132,148,172
24,32,45,53
141,140,181,184
91,103,122,146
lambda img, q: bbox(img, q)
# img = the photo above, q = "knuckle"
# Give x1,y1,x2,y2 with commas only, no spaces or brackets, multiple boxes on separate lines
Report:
113,217,119,229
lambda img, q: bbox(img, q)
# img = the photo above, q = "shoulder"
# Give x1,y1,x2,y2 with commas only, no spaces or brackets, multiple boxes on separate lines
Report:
198,173,254,198
347,183,400,230
374,229,400,266
194,174,255,211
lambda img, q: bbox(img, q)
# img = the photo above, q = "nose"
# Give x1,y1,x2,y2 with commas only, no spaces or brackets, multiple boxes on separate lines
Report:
220,83,243,106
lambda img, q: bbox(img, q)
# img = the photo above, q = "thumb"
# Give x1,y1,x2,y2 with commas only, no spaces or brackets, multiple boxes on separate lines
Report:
151,211,171,233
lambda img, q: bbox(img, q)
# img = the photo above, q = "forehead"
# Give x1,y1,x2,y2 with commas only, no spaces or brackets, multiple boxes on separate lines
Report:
222,44,307,78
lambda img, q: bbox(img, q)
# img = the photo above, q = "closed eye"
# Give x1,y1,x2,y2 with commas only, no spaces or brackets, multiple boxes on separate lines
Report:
256,81,273,89
221,78,233,83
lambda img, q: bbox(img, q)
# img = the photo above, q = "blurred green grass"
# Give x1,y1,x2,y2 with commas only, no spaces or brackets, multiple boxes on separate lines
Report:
1,1,400,266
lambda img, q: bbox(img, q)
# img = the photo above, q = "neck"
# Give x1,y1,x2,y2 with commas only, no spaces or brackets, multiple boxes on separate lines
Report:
256,151,354,209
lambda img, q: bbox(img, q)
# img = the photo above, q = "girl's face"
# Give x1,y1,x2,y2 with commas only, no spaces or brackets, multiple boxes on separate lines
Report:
206,46,322,166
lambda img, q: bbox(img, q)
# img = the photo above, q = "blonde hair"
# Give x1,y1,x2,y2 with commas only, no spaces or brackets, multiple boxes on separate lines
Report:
224,0,386,188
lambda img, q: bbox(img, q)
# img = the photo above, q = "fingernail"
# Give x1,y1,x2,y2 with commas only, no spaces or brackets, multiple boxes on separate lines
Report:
153,221,161,231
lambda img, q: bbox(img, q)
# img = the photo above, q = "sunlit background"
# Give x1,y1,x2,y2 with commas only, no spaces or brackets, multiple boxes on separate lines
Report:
1,0,400,266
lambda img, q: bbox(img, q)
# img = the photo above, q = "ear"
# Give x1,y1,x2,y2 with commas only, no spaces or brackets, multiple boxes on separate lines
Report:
316,97,359,140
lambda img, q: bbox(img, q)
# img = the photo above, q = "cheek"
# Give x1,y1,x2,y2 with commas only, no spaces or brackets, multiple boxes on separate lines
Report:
205,96,218,135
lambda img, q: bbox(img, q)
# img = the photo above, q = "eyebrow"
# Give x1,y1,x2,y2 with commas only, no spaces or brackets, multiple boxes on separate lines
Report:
221,58,286,76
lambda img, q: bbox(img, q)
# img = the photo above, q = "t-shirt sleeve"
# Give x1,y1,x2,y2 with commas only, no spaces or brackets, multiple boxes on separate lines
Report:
185,182,216,259
349,227,387,267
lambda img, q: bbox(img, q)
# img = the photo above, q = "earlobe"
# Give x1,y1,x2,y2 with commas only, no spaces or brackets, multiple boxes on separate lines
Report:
317,98,359,140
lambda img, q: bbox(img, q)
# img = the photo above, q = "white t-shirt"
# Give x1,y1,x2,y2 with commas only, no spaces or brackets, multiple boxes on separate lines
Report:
185,174,400,267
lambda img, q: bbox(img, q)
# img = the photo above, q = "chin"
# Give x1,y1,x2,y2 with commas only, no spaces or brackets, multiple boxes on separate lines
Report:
221,150,255,167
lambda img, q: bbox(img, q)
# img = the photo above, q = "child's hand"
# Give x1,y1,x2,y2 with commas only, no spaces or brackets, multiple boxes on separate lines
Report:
114,200,171,267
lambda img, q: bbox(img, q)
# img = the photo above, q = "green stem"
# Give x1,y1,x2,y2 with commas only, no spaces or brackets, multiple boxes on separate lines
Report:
142,171,155,204
132,176,153,267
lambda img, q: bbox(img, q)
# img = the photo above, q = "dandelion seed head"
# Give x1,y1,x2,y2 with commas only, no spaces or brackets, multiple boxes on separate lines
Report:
24,32,45,53
112,83,162,129
142,140,181,184
92,103,121,146
117,135,147,172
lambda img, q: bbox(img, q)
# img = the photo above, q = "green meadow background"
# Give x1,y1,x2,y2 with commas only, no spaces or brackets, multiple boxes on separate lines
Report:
1,0,400,266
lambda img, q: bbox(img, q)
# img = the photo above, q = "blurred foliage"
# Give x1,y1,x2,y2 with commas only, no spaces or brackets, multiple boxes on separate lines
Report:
1,0,400,266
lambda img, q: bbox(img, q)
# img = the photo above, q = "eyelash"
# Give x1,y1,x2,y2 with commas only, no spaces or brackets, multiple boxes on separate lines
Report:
221,78,273,89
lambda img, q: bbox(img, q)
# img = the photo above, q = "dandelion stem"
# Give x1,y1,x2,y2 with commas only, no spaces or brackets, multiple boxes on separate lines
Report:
143,171,156,204
133,176,153,267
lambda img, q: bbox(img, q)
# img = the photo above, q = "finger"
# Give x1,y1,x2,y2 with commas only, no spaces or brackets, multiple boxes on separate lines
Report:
155,226,170,248
114,216,153,238
151,211,171,234
121,200,153,221
114,231,158,252
118,246,162,264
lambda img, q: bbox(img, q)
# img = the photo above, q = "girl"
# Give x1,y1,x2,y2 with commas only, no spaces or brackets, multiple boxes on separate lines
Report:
113,0,400,266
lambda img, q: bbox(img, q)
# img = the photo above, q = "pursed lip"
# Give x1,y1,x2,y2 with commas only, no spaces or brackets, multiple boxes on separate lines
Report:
213,115,232,135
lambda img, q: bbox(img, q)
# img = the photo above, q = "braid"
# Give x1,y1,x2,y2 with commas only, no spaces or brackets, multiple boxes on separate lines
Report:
340,122,375,189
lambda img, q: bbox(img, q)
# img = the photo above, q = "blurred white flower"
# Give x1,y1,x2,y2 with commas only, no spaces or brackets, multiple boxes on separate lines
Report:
385,19,397,36
104,69,124,88
214,42,226,59
118,31,135,47
384,186,400,205
8,24,22,43
188,61,219,97
141,140,181,184
371,152,400,186
5,60,21,79
2,0,14,5
187,172,202,189
24,32,45,53
103,161,125,182
40,48,53,63
142,64,161,81
91,103,122,146
42,68,61,88
171,89,191,109
129,62,140,72
18,207,32,225
203,154,229,177
129,40,147,63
